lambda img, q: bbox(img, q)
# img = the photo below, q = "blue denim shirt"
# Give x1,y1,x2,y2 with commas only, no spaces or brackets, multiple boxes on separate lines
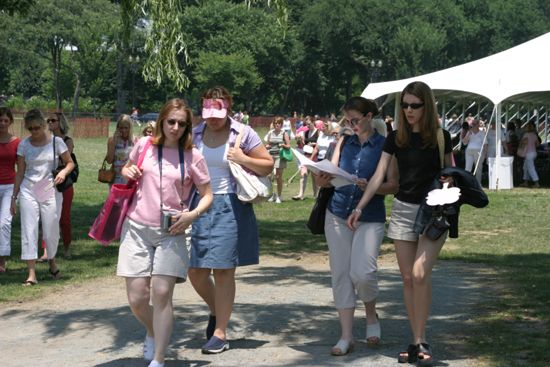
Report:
327,132,386,223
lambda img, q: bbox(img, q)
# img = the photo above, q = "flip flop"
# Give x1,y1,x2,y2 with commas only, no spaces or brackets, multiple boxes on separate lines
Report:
22,280,38,287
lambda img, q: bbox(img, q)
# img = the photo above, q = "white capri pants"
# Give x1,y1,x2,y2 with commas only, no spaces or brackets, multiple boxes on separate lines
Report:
324,210,385,309
465,148,483,183
0,184,14,256
19,179,63,260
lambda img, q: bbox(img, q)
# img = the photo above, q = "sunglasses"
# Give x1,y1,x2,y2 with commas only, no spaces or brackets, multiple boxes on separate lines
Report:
401,102,425,110
165,119,188,128
46,118,58,124
27,125,43,132
344,117,364,126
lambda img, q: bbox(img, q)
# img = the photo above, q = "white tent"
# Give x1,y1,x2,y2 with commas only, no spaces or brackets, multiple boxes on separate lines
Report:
361,32,550,189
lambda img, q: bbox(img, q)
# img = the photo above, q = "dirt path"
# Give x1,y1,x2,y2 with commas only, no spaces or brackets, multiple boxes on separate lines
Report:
0,254,497,366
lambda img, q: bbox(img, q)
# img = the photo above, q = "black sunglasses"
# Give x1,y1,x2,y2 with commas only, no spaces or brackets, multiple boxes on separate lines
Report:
165,119,188,128
46,118,58,124
27,125,42,132
401,102,425,110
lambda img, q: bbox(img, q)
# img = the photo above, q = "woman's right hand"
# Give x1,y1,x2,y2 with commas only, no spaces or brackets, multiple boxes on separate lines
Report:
10,198,17,216
122,164,142,181
347,210,361,230
314,171,333,187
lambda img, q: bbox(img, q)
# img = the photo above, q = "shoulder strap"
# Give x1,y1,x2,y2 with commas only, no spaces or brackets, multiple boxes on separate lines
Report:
235,125,245,149
136,137,152,169
437,128,444,169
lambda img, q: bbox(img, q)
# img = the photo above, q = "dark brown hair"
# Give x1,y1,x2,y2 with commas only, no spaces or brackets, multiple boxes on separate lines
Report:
342,96,379,117
0,107,14,123
397,81,439,148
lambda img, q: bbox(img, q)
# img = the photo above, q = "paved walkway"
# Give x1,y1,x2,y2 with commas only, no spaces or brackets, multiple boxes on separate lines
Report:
0,255,496,366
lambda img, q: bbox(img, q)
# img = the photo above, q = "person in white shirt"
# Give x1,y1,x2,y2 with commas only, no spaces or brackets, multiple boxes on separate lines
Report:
462,119,487,184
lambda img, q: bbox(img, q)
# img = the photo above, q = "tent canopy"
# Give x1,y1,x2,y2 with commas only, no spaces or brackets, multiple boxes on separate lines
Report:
362,32,550,106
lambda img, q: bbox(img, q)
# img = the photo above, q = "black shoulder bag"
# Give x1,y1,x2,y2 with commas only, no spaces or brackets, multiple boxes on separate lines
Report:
52,136,74,192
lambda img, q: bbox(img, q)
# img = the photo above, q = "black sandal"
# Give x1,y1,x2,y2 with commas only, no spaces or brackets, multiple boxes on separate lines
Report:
49,268,61,280
397,344,418,363
417,343,433,366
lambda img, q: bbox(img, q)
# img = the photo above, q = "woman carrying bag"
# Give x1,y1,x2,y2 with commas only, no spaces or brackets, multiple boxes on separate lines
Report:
189,86,273,355
314,97,398,356
116,99,213,367
10,109,74,286
348,81,454,366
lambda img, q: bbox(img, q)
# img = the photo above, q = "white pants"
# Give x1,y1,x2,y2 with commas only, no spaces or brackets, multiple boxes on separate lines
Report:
523,151,539,181
324,210,385,309
19,180,63,260
0,184,14,256
465,148,483,184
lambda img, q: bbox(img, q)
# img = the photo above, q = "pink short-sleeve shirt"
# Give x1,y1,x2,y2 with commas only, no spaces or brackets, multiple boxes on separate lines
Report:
126,137,210,227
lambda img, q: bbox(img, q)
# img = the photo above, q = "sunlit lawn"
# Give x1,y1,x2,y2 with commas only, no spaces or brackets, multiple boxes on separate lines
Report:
0,124,548,366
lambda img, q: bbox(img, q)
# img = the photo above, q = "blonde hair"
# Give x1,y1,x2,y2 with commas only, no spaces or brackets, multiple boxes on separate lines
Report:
114,114,135,146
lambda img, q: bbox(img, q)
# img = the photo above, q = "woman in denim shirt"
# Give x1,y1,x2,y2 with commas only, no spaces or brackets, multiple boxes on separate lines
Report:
315,97,398,356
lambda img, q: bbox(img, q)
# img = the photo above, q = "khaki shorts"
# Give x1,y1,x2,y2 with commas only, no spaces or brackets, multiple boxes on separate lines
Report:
387,198,421,242
117,218,190,283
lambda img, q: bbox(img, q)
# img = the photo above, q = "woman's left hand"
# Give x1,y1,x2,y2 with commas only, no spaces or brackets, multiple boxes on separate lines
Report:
439,175,454,187
168,211,194,235
227,145,246,164
53,170,66,185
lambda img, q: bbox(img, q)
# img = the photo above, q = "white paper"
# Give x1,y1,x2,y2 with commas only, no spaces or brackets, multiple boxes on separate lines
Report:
291,148,357,187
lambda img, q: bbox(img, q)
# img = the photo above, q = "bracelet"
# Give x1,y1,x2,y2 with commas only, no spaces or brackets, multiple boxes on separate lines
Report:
352,208,362,214
11,195,17,200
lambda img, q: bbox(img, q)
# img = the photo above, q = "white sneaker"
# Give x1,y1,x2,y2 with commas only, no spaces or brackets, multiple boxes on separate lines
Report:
148,360,164,367
275,197,282,204
143,335,155,362
268,194,275,202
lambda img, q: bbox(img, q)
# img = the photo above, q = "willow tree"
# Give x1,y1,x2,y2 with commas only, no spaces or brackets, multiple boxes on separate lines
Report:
120,0,287,91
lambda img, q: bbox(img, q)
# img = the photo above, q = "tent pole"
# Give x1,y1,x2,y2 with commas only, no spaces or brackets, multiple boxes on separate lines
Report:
495,104,502,190
441,99,447,128
545,107,548,143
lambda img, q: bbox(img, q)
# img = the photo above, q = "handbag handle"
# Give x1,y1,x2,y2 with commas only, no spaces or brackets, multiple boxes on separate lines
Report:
127,137,152,187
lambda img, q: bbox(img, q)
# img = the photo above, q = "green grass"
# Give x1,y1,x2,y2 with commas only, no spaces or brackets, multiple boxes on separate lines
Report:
1,124,549,366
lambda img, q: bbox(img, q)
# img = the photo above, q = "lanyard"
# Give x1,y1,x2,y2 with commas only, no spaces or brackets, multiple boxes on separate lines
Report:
158,144,185,213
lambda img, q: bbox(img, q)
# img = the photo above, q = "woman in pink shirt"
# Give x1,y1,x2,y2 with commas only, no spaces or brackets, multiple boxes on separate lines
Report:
117,99,213,367
0,107,20,273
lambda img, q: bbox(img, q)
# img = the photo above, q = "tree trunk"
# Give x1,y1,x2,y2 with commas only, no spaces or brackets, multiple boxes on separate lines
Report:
72,74,81,118
52,43,62,110
115,56,127,115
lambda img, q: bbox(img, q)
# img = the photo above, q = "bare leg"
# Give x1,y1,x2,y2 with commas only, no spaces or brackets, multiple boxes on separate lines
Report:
125,277,154,337
151,275,177,364
25,259,37,283
336,308,355,341
275,168,284,197
188,268,216,315
394,240,418,336
212,268,236,341
411,234,446,345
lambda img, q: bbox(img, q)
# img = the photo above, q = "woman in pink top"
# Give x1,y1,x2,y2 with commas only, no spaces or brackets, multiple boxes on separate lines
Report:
519,121,540,188
116,99,213,367
0,107,20,273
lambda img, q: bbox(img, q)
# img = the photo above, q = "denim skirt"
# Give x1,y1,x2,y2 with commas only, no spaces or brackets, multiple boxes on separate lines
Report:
190,193,260,269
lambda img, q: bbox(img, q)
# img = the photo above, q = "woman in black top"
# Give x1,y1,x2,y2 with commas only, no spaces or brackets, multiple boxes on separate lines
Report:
348,81,453,366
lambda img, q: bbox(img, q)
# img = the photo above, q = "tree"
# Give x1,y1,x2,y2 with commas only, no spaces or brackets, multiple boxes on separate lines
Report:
119,0,288,91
